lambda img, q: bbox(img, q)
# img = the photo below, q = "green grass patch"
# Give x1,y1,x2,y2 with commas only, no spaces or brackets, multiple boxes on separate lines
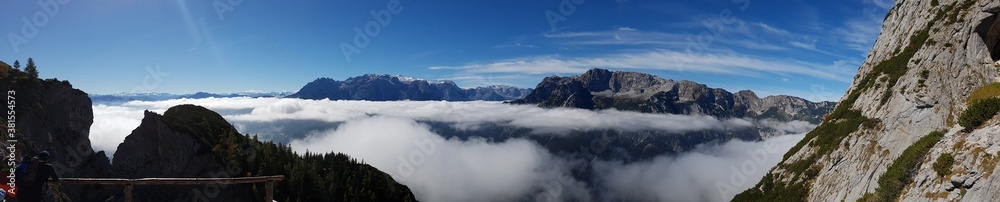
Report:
935,3,955,23
966,82,1000,103
933,153,955,177
918,69,930,88
854,21,931,106
958,97,1000,131
731,173,811,202
947,0,976,25
858,131,946,202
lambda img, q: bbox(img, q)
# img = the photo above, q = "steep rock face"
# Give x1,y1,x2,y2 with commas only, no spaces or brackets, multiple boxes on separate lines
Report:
0,67,114,201
112,110,252,201
466,85,532,101
512,69,835,124
287,74,531,101
736,0,1000,201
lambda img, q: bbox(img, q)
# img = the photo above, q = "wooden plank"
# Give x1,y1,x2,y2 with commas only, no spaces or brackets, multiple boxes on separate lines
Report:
58,176,285,201
58,176,284,185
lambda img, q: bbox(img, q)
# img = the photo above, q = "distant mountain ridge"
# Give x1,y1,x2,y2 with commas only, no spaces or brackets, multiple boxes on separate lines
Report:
90,91,294,104
286,74,532,101
512,69,836,123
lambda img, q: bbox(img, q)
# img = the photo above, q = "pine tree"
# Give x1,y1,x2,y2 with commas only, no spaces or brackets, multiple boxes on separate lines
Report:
25,58,38,78
12,60,19,70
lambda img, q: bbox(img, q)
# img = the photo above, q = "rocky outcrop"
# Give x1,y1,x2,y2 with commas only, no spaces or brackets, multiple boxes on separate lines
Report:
0,66,115,201
111,110,252,201
511,69,835,124
286,74,532,101
735,0,1000,201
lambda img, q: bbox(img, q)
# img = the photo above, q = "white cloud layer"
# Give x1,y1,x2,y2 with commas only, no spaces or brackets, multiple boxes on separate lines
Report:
287,115,803,201
89,97,807,201
91,105,145,157
593,134,803,201
289,116,592,201
91,98,753,148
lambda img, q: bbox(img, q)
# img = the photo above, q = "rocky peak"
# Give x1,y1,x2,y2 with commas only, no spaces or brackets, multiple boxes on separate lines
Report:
112,109,251,201
512,68,834,123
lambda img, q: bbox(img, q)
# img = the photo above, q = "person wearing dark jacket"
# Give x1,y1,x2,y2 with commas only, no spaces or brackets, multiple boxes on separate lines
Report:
16,151,59,202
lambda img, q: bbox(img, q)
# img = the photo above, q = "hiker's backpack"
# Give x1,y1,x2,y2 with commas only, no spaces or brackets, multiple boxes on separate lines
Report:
14,157,39,184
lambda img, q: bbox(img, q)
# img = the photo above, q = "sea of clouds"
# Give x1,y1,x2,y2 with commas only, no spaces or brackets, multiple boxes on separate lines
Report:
90,97,808,201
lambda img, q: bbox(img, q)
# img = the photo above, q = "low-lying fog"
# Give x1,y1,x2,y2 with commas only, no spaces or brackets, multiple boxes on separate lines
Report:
91,97,808,201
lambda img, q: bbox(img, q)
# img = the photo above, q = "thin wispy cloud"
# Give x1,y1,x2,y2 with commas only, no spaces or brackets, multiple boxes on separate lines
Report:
429,50,854,82
835,13,885,54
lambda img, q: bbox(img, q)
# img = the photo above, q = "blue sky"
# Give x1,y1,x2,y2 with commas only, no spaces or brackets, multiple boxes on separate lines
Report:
0,0,892,101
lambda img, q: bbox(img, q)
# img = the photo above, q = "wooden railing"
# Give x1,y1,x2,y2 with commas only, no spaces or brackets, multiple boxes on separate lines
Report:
59,175,284,202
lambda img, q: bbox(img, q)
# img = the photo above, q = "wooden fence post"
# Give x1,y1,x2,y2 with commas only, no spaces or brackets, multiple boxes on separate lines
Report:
265,181,275,202
124,184,133,202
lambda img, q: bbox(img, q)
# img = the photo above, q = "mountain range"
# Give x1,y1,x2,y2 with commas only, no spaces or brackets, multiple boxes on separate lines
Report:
90,91,294,105
512,68,836,124
285,74,532,101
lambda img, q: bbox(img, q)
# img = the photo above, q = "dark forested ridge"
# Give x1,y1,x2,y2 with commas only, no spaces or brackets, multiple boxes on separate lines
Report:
157,104,418,201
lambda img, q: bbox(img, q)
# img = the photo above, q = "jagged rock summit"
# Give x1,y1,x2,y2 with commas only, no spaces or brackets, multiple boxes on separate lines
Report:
286,74,531,101
511,68,835,124
734,0,1000,201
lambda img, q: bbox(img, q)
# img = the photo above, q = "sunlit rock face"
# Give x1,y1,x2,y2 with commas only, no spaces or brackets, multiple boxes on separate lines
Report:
738,0,1000,201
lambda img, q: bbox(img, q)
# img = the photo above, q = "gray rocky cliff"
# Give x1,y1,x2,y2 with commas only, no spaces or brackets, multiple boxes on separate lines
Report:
0,69,113,201
512,68,835,124
735,0,1000,201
